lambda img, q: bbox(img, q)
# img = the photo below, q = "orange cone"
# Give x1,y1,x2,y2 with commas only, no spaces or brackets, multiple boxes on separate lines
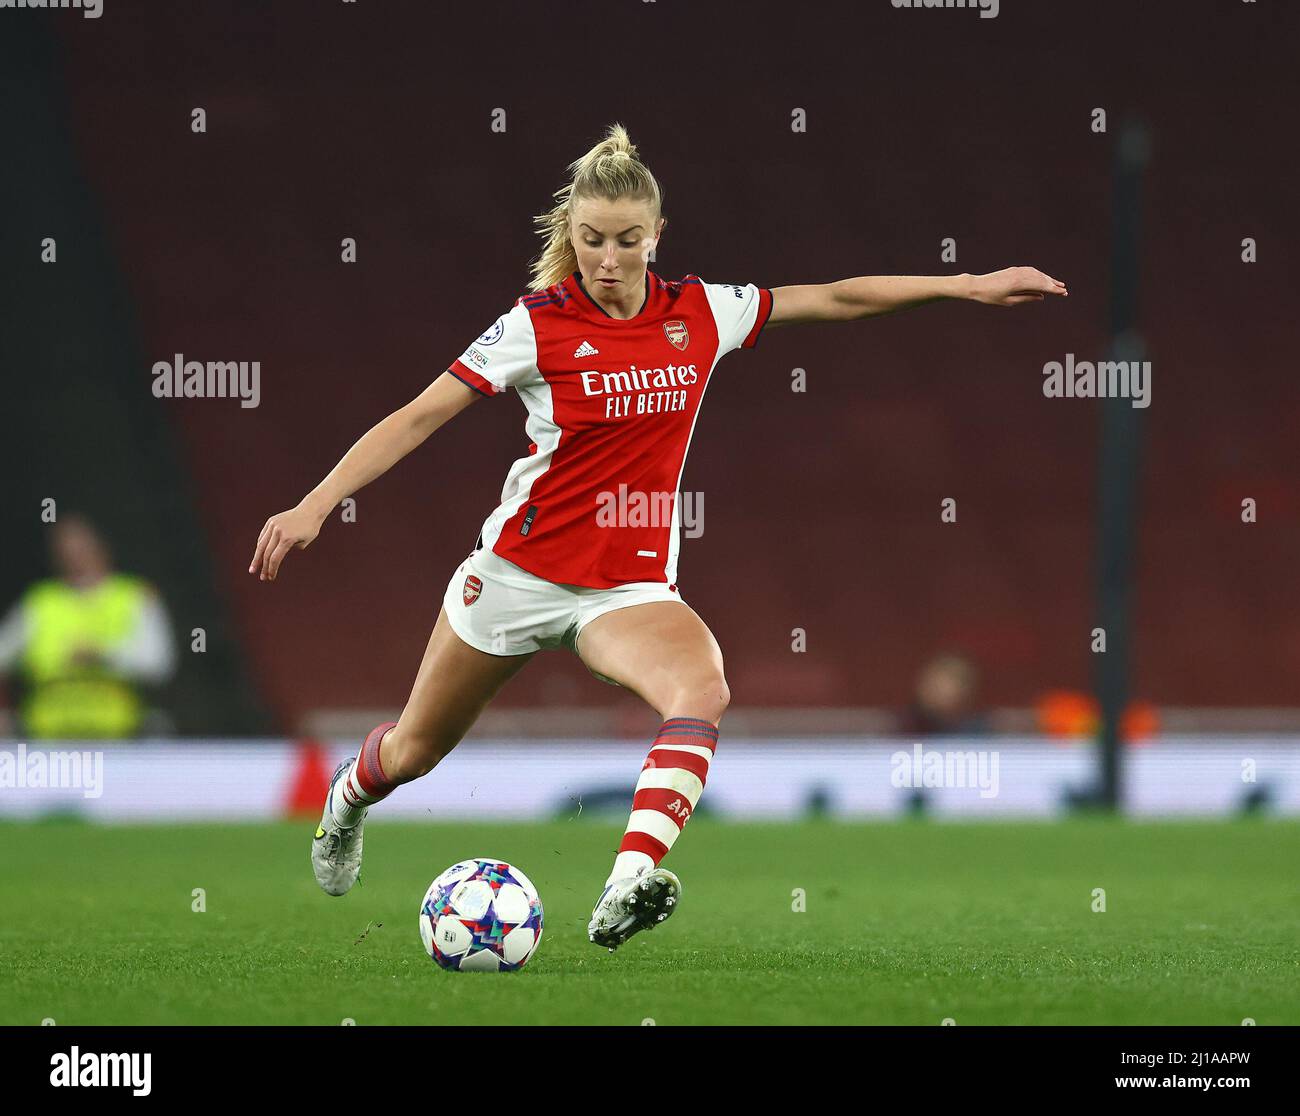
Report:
285,739,332,817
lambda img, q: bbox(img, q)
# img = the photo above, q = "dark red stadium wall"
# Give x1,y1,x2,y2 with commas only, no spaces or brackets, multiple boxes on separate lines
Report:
50,2,1299,727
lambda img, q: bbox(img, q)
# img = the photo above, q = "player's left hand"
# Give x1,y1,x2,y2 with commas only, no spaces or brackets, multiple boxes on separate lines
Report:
969,267,1068,307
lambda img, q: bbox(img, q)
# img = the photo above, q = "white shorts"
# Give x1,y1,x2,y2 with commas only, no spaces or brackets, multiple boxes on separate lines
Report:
442,546,685,664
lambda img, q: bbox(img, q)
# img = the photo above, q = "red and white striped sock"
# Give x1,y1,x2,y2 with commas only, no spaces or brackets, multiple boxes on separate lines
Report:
606,717,718,884
331,721,399,828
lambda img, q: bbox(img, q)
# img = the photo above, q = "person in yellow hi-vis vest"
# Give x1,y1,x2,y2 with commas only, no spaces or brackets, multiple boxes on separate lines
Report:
0,515,176,738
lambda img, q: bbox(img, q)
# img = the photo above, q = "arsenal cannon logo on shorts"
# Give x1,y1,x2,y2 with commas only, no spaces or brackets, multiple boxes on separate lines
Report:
663,319,689,351
463,574,483,607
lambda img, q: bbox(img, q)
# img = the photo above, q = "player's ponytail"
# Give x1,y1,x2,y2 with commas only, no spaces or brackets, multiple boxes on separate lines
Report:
528,122,663,293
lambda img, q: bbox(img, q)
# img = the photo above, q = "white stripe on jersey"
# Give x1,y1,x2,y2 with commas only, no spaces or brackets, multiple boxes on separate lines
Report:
478,374,561,554
663,282,766,586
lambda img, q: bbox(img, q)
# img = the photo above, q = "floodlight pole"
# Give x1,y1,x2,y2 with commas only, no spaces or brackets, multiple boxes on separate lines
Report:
1094,119,1150,811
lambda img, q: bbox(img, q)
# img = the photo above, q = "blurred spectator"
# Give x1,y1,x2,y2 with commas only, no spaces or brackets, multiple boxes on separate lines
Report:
0,515,176,738
899,652,987,736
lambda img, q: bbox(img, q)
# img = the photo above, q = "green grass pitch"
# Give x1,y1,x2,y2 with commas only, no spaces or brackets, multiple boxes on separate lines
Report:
2,818,1297,1025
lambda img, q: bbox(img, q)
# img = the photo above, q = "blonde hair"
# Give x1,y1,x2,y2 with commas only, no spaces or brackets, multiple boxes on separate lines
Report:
528,123,663,293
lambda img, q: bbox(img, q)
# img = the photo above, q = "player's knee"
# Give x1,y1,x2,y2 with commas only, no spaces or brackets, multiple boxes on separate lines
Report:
670,670,729,725
712,675,731,720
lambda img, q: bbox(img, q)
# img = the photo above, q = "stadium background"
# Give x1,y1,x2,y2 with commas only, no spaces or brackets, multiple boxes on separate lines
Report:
3,0,1299,1030
10,2,1300,728
3,0,1298,812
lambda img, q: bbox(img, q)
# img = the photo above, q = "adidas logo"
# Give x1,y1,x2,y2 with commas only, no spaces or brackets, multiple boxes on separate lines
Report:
573,340,599,358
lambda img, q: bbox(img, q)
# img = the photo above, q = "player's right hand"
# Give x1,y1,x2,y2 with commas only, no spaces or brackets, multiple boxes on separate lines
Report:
250,504,323,581
969,267,1068,306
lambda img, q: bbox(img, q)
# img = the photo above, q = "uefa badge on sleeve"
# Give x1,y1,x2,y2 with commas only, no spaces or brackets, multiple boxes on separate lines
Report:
663,320,689,351
476,318,505,346
463,575,483,607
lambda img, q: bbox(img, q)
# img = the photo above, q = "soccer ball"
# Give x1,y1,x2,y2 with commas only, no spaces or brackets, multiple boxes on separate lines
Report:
419,858,544,972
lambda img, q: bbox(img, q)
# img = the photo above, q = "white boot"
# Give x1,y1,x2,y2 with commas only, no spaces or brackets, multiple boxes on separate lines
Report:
588,868,681,951
311,761,366,896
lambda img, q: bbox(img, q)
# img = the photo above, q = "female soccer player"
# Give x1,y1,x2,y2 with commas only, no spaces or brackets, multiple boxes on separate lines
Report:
249,123,1066,951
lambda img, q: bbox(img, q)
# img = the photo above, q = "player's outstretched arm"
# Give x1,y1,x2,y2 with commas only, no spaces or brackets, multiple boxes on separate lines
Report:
767,267,1067,327
248,372,480,582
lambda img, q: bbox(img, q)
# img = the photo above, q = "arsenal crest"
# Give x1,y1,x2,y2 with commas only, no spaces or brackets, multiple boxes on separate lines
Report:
663,319,689,351
463,575,482,607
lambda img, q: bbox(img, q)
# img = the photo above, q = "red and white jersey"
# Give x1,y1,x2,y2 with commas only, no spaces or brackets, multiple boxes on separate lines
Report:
447,270,773,589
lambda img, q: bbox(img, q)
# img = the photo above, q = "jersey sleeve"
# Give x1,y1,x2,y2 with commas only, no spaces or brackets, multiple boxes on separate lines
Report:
446,301,539,397
700,280,774,355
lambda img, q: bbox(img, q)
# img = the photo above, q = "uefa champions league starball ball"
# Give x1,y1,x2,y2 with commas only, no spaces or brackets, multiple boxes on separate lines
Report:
419,858,544,972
